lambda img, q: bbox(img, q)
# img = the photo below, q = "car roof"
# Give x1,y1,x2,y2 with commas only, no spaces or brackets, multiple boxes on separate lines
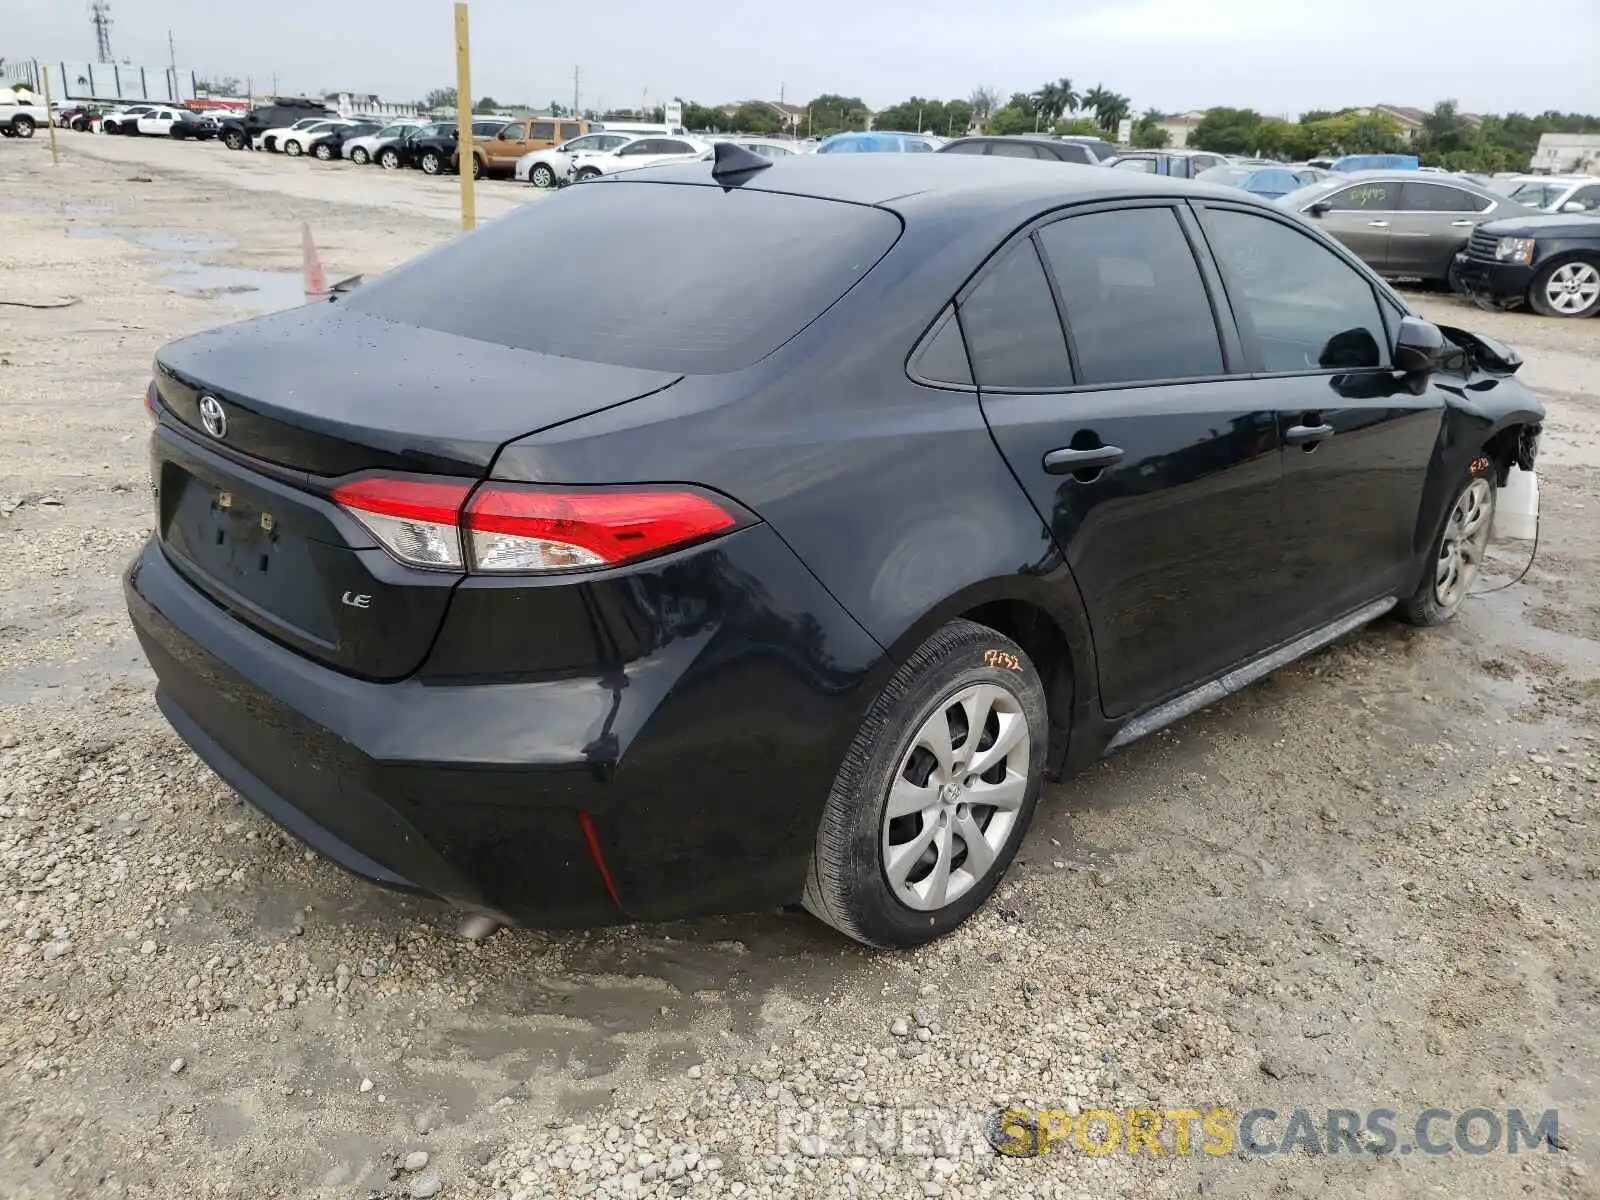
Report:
600,152,1273,215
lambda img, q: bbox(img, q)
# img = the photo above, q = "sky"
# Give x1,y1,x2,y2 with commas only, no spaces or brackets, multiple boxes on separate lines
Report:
10,0,1600,117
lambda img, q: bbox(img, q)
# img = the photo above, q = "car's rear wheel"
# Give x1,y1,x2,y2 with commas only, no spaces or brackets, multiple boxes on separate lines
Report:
531,163,555,188
574,166,600,182
420,150,443,174
1528,256,1600,319
1447,259,1470,296
313,142,334,160
223,129,246,150
377,147,400,170
802,619,1047,948
13,116,36,138
350,146,370,164
1402,460,1497,626
470,156,483,179
284,139,303,157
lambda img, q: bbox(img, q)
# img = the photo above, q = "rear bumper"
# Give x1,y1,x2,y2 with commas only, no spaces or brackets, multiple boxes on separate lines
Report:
1453,253,1535,302
124,524,884,926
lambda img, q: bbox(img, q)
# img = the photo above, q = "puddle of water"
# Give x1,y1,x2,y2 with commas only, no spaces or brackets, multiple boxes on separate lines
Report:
135,230,238,254
159,262,307,314
67,225,118,239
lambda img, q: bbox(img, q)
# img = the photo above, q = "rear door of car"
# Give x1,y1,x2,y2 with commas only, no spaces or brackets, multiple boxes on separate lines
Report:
1388,181,1494,280
1193,200,1444,623
968,202,1290,717
1300,181,1399,273
558,120,584,142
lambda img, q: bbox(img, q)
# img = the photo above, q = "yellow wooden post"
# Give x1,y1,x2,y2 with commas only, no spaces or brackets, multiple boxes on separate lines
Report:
41,65,61,166
454,2,475,231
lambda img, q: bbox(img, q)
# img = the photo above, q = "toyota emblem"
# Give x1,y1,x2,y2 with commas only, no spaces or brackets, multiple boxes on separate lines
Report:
198,395,227,439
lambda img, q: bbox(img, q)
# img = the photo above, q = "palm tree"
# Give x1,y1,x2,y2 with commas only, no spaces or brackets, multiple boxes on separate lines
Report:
1030,82,1063,122
1080,85,1113,125
1055,78,1081,116
1098,93,1132,135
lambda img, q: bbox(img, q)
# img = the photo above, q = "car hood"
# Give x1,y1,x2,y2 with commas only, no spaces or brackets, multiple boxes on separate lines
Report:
1478,212,1600,239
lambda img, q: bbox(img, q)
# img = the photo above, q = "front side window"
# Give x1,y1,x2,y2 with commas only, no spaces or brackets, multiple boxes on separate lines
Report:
958,241,1073,390
1202,208,1388,373
1037,207,1224,385
1111,157,1157,173
944,141,986,155
1566,184,1600,212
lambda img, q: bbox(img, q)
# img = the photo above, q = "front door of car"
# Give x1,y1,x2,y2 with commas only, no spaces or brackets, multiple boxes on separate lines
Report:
1386,180,1494,281
1194,201,1445,625
486,121,530,168
968,203,1289,718
1300,180,1399,273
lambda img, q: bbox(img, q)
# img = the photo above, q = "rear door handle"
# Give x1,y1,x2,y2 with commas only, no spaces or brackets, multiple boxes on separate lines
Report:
1450,220,1475,227
1044,445,1125,474
1366,221,1390,228
1285,423,1335,445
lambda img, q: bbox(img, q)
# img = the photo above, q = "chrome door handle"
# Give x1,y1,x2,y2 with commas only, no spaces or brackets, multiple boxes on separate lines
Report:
1366,221,1390,228
1450,220,1475,227
1285,423,1335,446
1043,445,1125,475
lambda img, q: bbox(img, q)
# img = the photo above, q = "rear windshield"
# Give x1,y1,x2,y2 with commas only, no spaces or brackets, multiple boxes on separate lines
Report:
344,181,901,374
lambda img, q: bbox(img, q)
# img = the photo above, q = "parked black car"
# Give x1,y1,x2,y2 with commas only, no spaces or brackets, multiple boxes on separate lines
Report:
401,118,510,176
170,110,220,140
311,120,382,161
125,153,1543,948
939,135,1104,166
373,122,450,170
1454,214,1600,318
218,99,333,151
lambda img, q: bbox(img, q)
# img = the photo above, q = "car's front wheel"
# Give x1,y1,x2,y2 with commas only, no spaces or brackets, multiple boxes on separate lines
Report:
803,619,1047,948
377,147,400,170
573,166,600,182
284,139,303,157
223,129,246,150
531,163,555,188
420,150,443,174
1528,256,1600,319
350,146,370,164
1403,460,1497,626
12,116,36,138
313,142,334,160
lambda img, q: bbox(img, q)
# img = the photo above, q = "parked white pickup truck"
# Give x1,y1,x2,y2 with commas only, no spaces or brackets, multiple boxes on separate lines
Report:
0,88,50,139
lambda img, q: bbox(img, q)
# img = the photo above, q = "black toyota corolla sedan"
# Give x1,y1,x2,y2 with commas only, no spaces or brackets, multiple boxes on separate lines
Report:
125,149,1544,948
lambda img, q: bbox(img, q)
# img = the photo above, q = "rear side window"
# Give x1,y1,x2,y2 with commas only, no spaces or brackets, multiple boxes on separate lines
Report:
943,141,987,155
1111,157,1156,173
1037,208,1223,385
1398,181,1490,212
345,183,901,374
1056,145,1093,165
911,308,972,386
989,142,1044,160
530,121,556,140
1201,208,1388,373
958,241,1072,390
559,122,582,140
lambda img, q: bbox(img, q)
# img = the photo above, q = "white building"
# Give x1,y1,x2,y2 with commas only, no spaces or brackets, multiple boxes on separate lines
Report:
1530,134,1600,174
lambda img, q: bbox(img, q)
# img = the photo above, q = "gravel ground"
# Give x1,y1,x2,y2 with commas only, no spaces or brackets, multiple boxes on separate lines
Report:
2,134,1598,1200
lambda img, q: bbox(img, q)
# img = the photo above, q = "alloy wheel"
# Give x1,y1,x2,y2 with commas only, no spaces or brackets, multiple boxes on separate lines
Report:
532,164,554,188
351,147,369,164
1545,262,1600,316
1435,477,1493,608
379,150,398,169
881,683,1030,912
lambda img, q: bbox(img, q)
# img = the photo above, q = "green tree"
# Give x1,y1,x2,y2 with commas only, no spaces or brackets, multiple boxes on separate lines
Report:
987,104,1038,136
1094,92,1131,134
807,94,870,138
1052,117,1102,137
731,101,782,133
1131,108,1168,148
423,88,458,111
681,101,726,132
941,99,974,136
1191,106,1265,154
875,97,936,132
196,76,242,96
473,96,500,114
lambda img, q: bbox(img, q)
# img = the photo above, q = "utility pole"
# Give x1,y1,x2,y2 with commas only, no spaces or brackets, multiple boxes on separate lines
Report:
573,66,579,120
90,1,114,64
167,28,176,72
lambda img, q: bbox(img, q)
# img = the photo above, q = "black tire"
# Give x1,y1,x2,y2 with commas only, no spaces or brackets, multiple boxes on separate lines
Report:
377,147,400,170
420,150,443,175
531,163,555,188
1401,457,1498,626
802,619,1048,949
471,156,483,179
223,129,246,151
1447,259,1469,296
284,139,303,157
350,146,370,165
13,115,36,138
574,166,600,182
1527,255,1600,319
313,142,333,160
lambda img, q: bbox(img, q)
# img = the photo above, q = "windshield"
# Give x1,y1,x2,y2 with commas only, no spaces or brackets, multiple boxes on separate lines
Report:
345,182,902,374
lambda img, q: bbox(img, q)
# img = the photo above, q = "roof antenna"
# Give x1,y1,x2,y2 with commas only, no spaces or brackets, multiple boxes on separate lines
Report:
711,141,772,186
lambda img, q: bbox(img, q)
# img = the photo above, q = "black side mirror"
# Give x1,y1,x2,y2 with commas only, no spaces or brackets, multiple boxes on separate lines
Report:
1307,200,1332,217
1394,316,1444,374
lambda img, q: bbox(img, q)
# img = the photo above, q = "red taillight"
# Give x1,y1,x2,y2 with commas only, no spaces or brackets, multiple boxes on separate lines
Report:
144,381,159,422
331,477,739,574
466,486,738,572
332,476,473,570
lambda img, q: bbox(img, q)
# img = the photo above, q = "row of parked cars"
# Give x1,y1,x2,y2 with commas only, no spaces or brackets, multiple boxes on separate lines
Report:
55,99,1600,318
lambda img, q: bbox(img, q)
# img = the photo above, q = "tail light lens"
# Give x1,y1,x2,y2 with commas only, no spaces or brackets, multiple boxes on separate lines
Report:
332,477,741,574
144,381,159,422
